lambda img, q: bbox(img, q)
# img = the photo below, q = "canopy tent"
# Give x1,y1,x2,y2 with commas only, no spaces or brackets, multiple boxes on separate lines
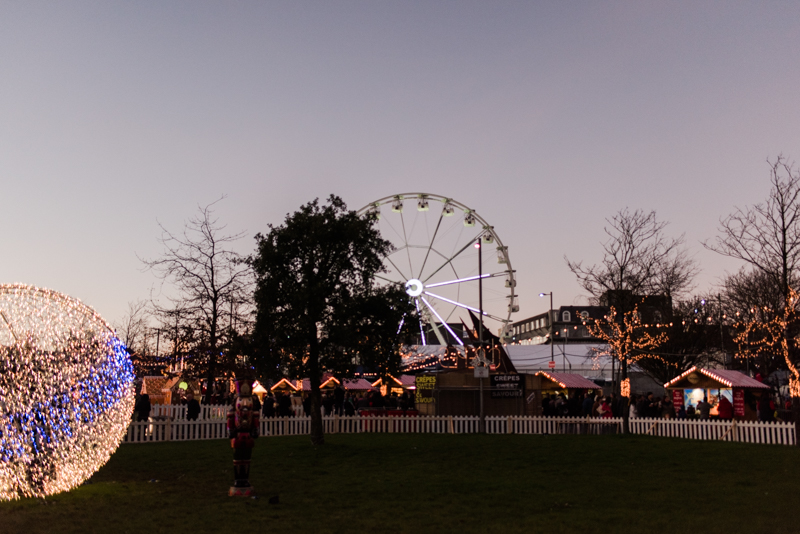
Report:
505,344,614,377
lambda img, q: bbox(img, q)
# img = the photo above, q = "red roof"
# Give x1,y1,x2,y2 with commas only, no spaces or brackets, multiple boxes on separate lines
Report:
399,375,416,388
342,378,373,390
664,367,770,389
534,371,600,390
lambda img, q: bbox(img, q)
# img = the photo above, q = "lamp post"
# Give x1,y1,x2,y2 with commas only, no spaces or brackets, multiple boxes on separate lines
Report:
475,238,485,433
539,292,554,366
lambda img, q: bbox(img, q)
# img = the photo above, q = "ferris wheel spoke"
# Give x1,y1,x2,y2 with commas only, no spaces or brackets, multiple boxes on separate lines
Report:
427,316,448,346
399,211,414,278
423,291,507,323
420,296,464,346
422,234,480,284
414,299,426,345
425,273,492,288
374,274,402,286
417,209,445,281
378,207,409,245
384,255,410,282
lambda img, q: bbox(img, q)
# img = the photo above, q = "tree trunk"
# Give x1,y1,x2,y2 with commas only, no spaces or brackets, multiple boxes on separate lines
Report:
308,339,325,446
205,355,216,405
621,358,629,435
309,379,324,445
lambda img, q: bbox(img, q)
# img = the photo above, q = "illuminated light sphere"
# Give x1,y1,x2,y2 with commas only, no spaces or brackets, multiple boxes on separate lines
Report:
0,284,135,500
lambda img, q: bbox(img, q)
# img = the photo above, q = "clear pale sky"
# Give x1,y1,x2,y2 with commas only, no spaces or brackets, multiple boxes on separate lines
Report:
2,2,799,327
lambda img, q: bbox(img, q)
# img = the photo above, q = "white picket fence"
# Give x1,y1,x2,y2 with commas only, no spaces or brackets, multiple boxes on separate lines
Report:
124,407,797,446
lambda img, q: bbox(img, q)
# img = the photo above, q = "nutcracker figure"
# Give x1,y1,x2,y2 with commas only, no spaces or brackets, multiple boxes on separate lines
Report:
227,379,260,496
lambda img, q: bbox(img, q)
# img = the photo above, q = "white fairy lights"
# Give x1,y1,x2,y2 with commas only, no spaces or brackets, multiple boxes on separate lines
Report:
0,284,135,500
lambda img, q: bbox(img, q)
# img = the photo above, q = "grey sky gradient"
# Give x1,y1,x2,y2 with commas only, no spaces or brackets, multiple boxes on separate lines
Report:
2,2,799,326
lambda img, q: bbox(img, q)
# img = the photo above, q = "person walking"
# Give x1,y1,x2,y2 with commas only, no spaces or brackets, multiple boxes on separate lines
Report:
718,394,733,421
697,398,711,420
186,392,201,421
334,384,345,415
135,394,151,422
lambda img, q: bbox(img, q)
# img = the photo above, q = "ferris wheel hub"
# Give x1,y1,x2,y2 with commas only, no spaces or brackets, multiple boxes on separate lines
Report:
405,278,423,297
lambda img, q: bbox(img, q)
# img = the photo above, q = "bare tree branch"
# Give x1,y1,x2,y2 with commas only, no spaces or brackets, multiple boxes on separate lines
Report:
566,208,697,305
140,198,254,401
705,155,800,301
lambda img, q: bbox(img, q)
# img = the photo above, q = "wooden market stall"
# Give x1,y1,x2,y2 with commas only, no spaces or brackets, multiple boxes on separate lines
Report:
525,371,603,416
341,378,374,392
371,374,416,396
161,377,202,405
270,378,299,395
140,376,169,405
664,367,770,420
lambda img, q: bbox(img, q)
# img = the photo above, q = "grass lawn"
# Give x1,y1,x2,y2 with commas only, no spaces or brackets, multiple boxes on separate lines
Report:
1,433,799,534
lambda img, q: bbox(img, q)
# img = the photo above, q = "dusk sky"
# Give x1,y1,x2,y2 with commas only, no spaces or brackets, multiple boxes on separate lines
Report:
2,2,799,328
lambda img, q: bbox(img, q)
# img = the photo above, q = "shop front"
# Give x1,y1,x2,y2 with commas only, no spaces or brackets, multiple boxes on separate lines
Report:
664,367,770,420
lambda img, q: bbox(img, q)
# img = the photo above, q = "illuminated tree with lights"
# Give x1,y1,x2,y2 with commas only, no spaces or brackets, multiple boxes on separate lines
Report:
734,289,800,432
584,305,668,433
629,296,730,385
250,196,416,446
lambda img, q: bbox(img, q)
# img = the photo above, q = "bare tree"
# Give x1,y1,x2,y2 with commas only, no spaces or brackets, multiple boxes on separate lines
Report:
705,155,800,440
567,208,697,433
705,155,800,302
141,199,253,403
114,300,150,356
721,268,786,320
566,208,698,307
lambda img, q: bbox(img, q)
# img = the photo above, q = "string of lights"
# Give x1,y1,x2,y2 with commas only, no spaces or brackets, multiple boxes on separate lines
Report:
584,306,668,366
0,284,135,500
732,288,800,397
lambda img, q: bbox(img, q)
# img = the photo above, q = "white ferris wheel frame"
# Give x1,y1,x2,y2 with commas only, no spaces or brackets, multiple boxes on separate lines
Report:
358,193,518,346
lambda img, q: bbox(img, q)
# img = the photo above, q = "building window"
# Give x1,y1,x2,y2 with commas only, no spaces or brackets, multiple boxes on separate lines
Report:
562,311,571,322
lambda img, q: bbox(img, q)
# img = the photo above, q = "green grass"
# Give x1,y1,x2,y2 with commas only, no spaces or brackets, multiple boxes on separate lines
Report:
1,433,799,534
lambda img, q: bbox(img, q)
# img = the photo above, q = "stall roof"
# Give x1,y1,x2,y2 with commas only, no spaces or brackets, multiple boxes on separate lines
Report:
270,378,298,392
342,378,374,391
664,367,770,389
371,374,416,388
534,371,601,390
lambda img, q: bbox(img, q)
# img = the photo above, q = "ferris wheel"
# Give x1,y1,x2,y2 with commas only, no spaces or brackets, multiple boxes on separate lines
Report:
358,193,518,346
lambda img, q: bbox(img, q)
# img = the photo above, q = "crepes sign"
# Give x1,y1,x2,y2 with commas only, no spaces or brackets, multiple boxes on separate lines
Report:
490,373,523,398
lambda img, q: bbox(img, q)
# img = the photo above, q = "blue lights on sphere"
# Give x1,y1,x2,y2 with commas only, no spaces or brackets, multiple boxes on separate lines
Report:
0,284,135,500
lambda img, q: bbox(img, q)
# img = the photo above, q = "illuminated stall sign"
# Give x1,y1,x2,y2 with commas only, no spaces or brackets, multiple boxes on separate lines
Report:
415,375,436,404
733,389,745,417
491,373,523,398
671,389,683,409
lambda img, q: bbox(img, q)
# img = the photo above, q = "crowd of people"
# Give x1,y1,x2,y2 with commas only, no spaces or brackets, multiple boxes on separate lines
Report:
133,383,788,423
260,387,416,418
541,390,786,421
